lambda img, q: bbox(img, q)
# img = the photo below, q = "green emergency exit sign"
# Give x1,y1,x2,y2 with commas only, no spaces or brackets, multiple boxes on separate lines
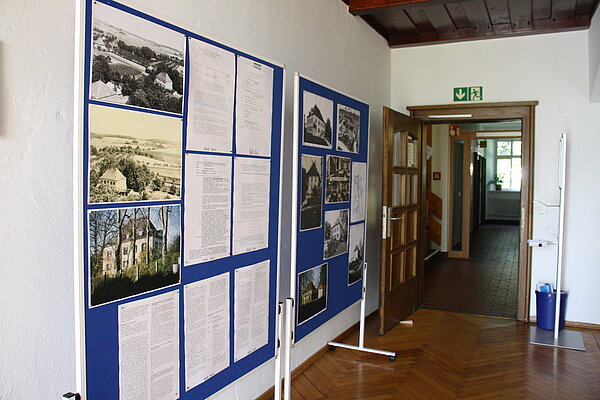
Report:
453,86,483,102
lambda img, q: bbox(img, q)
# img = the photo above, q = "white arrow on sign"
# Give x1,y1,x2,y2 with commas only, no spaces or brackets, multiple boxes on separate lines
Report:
455,89,466,100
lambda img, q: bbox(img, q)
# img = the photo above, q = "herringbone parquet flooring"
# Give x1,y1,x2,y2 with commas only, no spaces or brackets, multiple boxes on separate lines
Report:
281,310,600,399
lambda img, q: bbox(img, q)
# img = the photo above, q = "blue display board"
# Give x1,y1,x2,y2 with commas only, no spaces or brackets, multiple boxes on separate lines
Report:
293,75,369,342
77,1,284,399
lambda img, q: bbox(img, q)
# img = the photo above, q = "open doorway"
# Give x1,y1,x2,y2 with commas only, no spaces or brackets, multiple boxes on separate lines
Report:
423,122,522,318
406,102,536,322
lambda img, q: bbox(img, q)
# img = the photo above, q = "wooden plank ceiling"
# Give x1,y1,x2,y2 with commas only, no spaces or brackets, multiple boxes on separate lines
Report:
341,0,599,47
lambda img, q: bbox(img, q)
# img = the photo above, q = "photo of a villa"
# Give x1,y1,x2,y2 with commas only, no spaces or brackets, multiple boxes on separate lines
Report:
301,154,323,231
324,209,349,259
298,263,328,324
348,223,364,285
302,91,333,149
336,104,360,153
88,205,181,306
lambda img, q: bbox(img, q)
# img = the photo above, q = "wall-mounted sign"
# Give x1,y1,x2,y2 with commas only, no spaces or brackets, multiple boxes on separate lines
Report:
449,124,461,136
453,86,483,102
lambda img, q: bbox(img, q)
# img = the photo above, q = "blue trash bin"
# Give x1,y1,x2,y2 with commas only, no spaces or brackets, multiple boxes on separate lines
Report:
535,290,567,331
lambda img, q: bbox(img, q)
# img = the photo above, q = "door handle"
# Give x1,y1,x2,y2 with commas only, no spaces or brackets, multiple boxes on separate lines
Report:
390,216,403,221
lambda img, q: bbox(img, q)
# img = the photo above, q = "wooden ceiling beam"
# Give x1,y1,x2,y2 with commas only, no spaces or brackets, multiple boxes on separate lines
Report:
348,0,465,15
343,0,599,48
387,13,590,47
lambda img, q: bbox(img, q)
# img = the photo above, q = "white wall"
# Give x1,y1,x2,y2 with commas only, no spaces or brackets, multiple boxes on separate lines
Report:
0,1,390,399
0,0,76,399
391,31,600,325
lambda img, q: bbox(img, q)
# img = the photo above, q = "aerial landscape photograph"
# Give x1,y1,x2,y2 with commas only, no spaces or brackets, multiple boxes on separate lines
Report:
90,1,186,114
88,105,182,203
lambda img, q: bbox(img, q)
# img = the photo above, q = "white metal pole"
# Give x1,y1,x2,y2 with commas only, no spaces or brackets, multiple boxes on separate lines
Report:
289,74,301,345
554,133,567,339
358,114,371,349
274,302,283,399
73,0,86,397
283,298,294,400
358,262,368,348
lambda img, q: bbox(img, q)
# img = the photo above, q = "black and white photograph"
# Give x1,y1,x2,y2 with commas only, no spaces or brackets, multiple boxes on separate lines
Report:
324,209,349,259
348,223,364,285
326,155,351,203
336,104,360,153
88,205,181,307
298,263,328,325
302,91,333,149
301,154,323,231
91,1,185,114
88,105,182,203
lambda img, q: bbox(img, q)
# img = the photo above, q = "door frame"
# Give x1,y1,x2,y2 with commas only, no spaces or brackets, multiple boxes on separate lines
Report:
447,132,522,258
407,101,537,322
447,134,472,258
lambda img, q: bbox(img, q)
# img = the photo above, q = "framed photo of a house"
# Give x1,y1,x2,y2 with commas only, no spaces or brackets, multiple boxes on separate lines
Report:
87,204,181,307
300,154,323,231
302,91,333,149
325,155,351,204
323,208,349,260
336,104,360,153
90,0,185,114
297,263,328,325
348,223,364,286
88,104,182,204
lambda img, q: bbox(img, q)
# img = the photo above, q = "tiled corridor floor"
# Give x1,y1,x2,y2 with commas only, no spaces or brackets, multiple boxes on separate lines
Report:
423,224,519,318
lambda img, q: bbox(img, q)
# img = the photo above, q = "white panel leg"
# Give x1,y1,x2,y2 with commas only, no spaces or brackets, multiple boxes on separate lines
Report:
283,298,294,400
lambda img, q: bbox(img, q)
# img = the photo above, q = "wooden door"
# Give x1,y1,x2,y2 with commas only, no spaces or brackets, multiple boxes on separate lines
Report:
379,107,424,335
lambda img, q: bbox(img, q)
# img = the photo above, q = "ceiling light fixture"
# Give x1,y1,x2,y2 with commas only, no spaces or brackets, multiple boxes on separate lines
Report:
426,114,473,118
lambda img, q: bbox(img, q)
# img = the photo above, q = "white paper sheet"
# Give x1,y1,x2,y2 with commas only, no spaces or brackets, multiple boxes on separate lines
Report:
232,157,271,255
234,260,270,362
186,38,235,153
118,290,179,400
351,162,367,223
235,56,274,156
184,154,232,266
184,273,230,391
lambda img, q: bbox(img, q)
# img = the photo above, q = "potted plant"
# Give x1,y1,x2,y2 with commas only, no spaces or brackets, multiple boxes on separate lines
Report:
488,175,503,191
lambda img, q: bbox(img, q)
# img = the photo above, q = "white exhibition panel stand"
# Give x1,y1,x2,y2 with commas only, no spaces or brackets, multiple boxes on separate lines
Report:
73,0,287,398
528,133,585,351
281,74,395,400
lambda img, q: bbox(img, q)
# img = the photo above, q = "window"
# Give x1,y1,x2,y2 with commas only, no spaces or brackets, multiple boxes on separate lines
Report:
496,139,521,191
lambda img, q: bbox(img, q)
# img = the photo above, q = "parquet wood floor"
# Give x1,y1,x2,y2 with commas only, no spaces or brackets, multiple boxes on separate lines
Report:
270,310,600,399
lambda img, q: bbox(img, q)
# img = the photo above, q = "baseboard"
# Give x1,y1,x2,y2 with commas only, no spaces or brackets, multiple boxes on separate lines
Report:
256,310,378,400
528,317,600,331
425,251,447,264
